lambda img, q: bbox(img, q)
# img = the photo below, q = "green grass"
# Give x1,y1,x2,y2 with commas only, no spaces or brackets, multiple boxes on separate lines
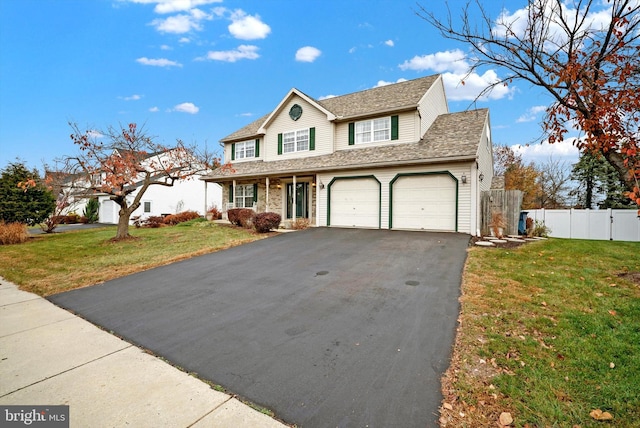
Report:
443,239,640,427
0,222,264,296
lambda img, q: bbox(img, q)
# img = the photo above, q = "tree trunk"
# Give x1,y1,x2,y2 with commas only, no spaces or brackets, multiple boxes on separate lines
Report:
115,207,132,239
602,150,635,194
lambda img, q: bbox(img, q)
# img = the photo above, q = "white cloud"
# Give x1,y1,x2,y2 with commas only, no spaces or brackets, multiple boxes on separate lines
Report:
384,39,394,47
122,0,222,14
517,105,547,123
149,106,159,112
375,78,408,87
178,37,190,43
160,44,172,50
295,46,321,63
512,137,581,164
119,94,142,101
202,45,260,62
151,8,211,33
318,94,337,100
399,49,469,74
399,49,514,101
87,130,104,139
136,57,182,67
228,10,271,40
173,102,199,114
493,2,616,52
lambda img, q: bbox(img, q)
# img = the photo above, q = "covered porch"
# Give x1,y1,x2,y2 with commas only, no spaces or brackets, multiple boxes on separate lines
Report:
216,174,321,228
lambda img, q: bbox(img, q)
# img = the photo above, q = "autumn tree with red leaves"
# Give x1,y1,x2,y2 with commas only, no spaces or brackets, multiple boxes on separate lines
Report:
419,0,640,209
60,122,219,240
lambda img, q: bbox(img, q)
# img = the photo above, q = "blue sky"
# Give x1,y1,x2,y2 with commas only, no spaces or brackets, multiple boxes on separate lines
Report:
0,0,585,172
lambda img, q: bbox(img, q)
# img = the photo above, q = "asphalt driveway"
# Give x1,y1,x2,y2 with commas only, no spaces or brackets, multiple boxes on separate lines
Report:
49,228,469,427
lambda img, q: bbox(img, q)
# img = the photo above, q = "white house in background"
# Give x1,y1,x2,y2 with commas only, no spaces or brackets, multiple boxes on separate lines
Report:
58,149,222,224
202,74,494,235
98,177,222,224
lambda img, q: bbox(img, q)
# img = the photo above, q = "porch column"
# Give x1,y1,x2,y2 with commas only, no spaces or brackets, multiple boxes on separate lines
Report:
266,177,270,211
232,179,236,209
204,180,208,214
292,175,297,222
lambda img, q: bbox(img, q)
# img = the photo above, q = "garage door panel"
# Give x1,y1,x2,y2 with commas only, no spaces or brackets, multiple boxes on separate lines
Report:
392,174,456,231
330,178,380,228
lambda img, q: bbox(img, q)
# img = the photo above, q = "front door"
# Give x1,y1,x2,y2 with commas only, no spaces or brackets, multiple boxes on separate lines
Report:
286,182,309,219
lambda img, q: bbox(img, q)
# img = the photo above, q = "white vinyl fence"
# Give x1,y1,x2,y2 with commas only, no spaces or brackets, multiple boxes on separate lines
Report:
526,209,640,242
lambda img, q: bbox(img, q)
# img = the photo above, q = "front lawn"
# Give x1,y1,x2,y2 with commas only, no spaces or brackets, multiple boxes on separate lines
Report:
0,221,265,296
441,239,640,427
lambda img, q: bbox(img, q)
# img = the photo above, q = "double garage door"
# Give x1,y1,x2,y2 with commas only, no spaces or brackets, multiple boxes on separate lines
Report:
329,174,456,231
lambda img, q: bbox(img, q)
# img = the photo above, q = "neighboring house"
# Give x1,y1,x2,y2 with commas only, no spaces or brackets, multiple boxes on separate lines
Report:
202,74,493,235
56,149,222,224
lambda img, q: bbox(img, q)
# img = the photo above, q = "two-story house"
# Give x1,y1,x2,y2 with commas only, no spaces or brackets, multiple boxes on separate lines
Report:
203,74,493,235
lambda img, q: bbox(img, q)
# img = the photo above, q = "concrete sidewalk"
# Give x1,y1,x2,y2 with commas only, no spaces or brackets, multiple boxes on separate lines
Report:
0,278,288,428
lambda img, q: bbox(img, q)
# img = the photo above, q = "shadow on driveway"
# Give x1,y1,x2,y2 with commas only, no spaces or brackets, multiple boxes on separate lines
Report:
49,228,469,427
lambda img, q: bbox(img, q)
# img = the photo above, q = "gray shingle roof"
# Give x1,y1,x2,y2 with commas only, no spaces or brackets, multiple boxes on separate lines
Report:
220,75,440,143
205,109,489,180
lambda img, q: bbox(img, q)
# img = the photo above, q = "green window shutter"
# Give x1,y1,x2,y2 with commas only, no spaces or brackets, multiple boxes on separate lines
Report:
253,183,258,202
231,143,236,161
391,115,399,140
228,184,234,203
278,133,283,155
309,127,315,151
348,123,355,145
254,139,260,157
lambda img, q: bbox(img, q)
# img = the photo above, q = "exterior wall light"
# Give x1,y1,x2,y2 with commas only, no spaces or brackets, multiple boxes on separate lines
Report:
461,174,467,184
479,172,485,182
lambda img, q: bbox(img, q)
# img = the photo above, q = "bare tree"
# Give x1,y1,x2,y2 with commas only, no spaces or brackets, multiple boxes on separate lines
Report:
418,0,640,206
535,157,572,208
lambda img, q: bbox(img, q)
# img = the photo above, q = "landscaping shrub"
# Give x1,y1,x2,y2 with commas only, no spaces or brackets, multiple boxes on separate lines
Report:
207,205,222,220
0,221,29,245
254,212,281,233
237,209,255,228
227,208,254,227
141,216,165,228
227,208,241,226
163,211,201,225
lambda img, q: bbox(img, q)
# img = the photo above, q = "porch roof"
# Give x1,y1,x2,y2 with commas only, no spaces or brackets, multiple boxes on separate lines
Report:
204,109,488,181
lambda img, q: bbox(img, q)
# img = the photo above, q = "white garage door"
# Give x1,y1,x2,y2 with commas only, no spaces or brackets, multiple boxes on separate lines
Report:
100,200,117,224
329,178,380,228
392,174,456,231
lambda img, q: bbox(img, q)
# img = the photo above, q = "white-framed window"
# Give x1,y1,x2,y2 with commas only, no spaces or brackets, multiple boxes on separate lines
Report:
234,184,254,208
283,129,309,153
234,140,255,160
143,201,152,213
355,117,391,144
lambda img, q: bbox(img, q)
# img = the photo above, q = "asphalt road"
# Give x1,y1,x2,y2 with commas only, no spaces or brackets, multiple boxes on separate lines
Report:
49,228,470,427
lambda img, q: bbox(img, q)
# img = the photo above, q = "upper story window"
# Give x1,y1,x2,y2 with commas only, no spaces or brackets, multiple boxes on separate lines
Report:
349,115,398,146
278,128,315,155
232,140,257,161
356,117,390,143
283,129,308,153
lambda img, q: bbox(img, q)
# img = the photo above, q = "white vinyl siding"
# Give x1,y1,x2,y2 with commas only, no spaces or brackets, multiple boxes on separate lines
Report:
417,75,449,137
